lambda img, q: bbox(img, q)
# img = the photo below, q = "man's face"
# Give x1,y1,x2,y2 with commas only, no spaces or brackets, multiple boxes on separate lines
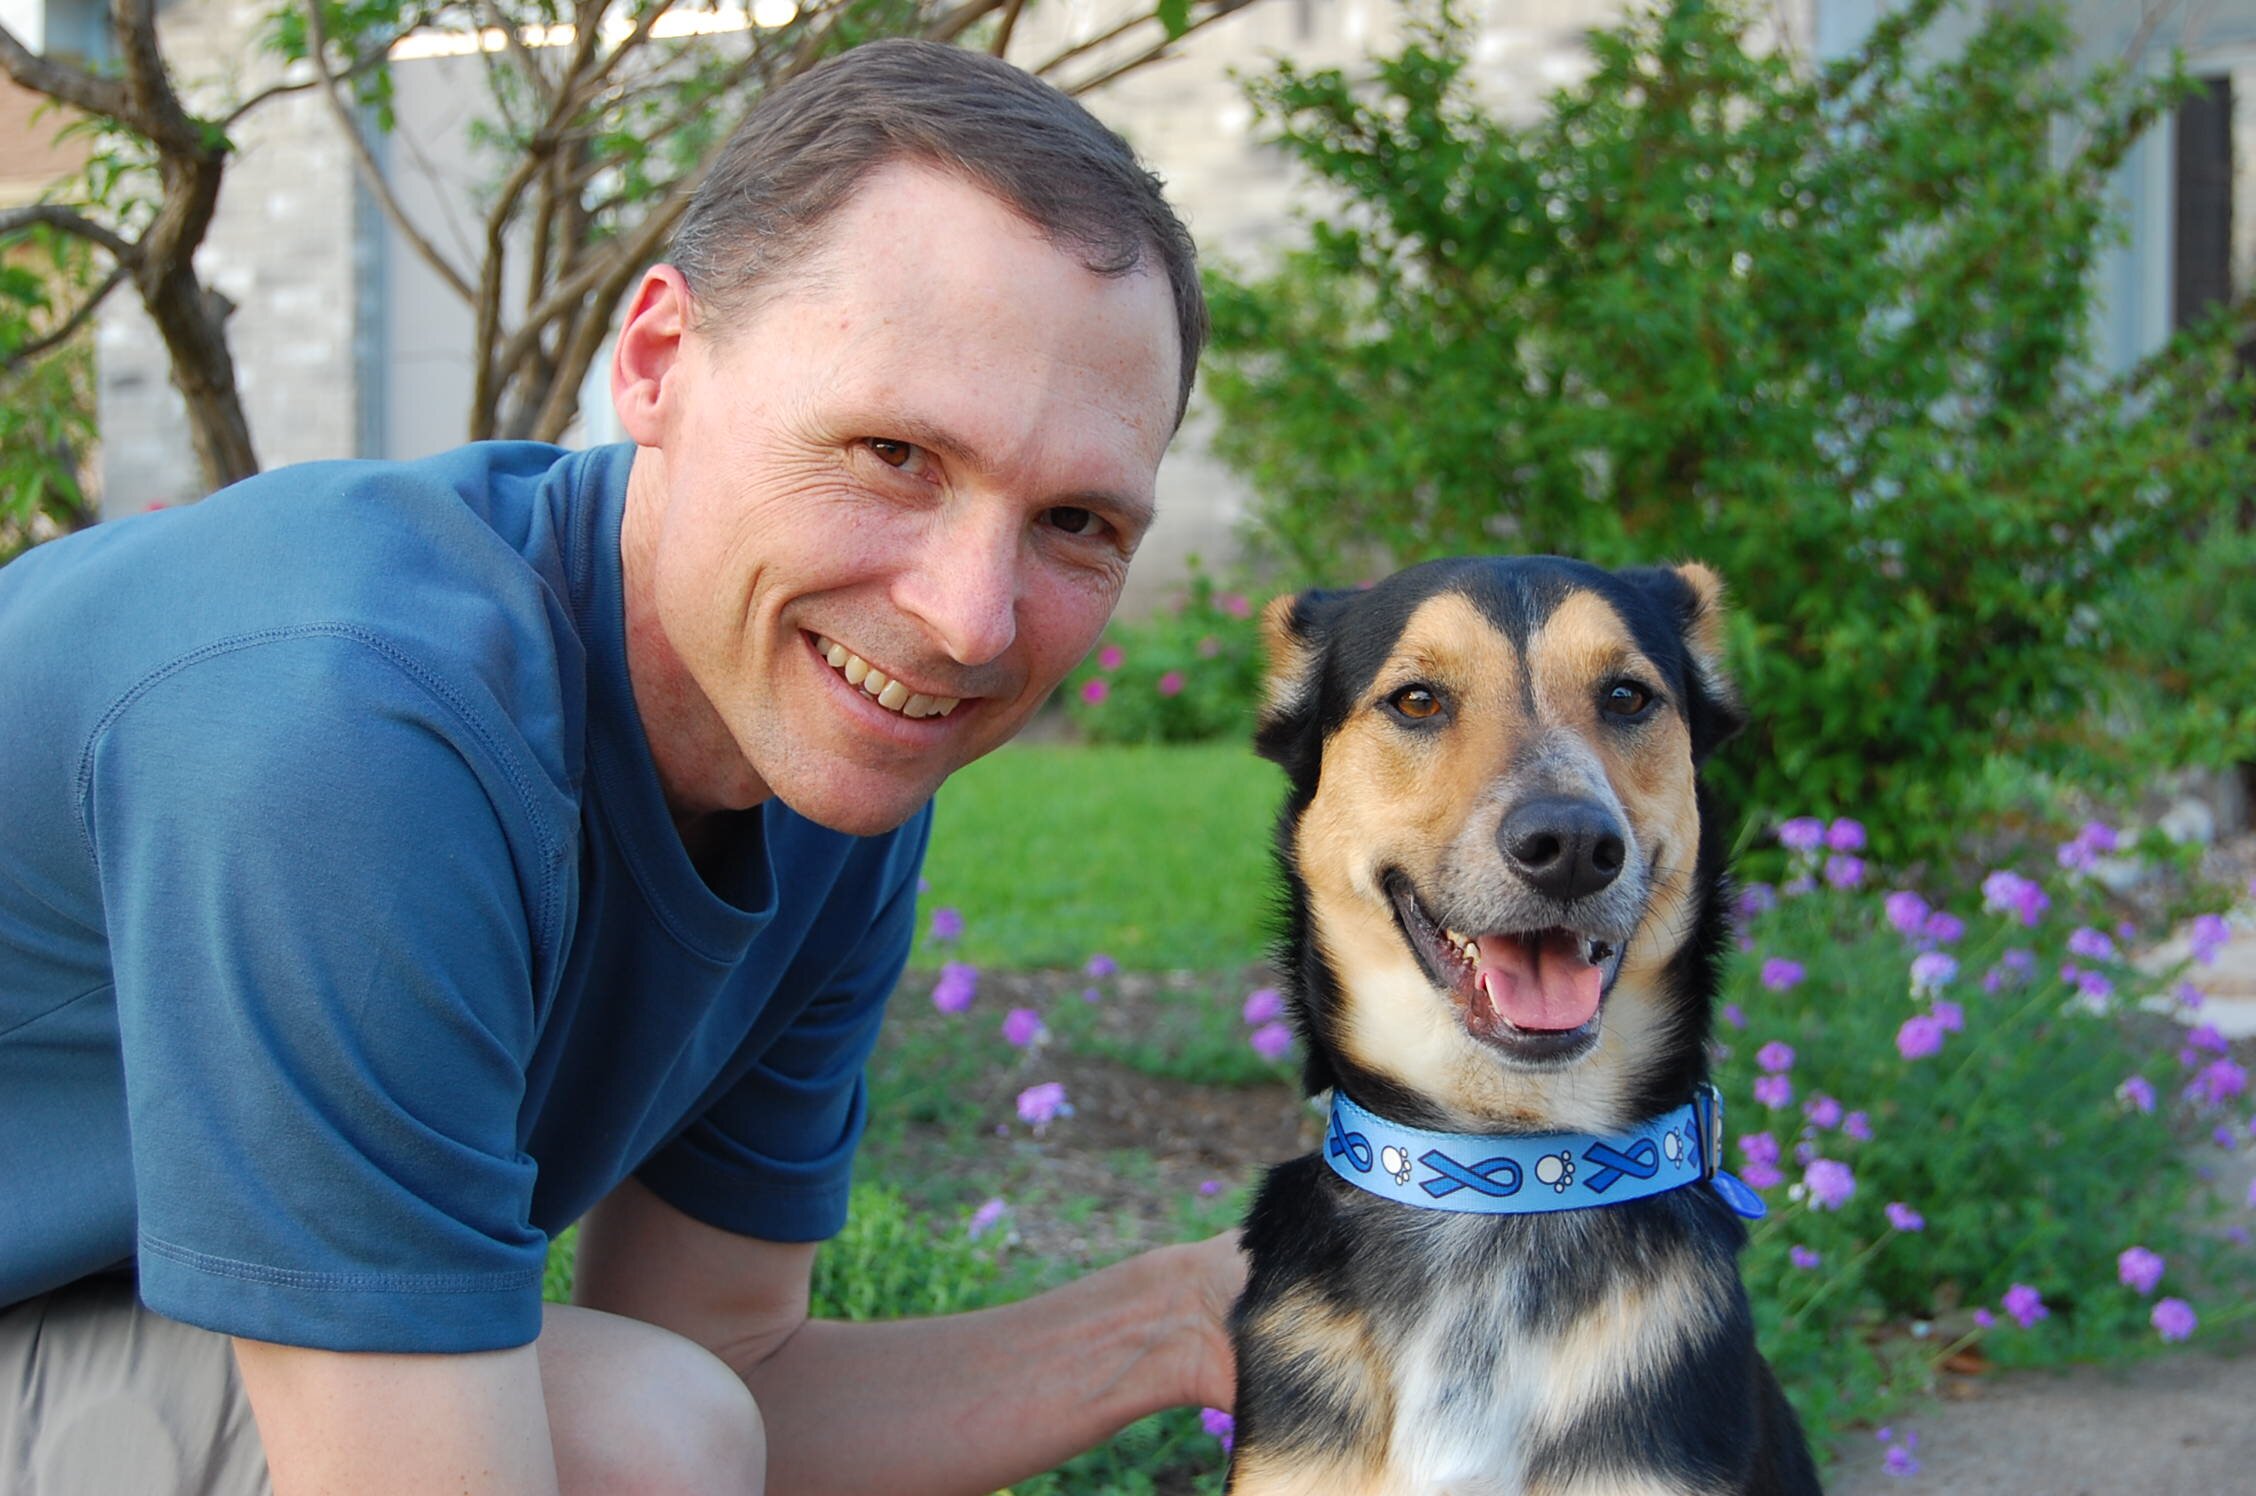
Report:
618,162,1182,837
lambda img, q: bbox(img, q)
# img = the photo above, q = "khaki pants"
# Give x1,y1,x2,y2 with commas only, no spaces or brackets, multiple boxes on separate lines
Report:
0,1275,271,1496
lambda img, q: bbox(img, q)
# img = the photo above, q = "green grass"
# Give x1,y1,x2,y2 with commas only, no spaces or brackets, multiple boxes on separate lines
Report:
913,742,1283,971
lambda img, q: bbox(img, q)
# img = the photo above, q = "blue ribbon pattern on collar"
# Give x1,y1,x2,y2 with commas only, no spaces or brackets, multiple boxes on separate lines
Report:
1323,1085,1767,1219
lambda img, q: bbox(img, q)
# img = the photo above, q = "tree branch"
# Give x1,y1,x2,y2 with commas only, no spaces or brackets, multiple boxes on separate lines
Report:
303,0,475,304
0,18,130,121
223,11,433,129
1048,0,1264,96
990,0,1027,56
0,202,142,263
2,262,130,369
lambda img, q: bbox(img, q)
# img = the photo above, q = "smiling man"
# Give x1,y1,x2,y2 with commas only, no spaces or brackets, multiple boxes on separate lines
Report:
0,41,1240,1496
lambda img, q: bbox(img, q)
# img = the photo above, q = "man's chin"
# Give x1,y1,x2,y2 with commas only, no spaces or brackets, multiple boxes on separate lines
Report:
765,762,956,838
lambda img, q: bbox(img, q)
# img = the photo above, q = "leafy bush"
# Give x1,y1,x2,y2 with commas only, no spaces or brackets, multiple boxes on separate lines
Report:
1715,816,2252,1443
1063,565,1266,745
0,224,100,563
1203,0,2256,864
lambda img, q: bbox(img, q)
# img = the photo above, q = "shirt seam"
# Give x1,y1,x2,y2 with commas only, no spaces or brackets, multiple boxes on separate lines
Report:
139,1233,542,1296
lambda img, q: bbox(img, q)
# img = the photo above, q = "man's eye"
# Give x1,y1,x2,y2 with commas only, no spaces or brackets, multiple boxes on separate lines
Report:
1043,505,1106,538
866,438,930,475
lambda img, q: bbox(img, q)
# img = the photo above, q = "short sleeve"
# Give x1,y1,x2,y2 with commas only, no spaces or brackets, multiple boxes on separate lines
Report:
86,630,568,1352
634,814,929,1242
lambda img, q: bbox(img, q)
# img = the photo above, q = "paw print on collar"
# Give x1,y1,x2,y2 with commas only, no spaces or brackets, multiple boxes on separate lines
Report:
1532,1150,1576,1192
1379,1144,1414,1185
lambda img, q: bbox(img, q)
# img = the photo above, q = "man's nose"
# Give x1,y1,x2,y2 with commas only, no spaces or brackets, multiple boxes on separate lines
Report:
895,510,1020,667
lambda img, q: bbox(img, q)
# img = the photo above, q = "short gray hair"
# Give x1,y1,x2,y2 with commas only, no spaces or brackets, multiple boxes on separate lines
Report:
671,39,1206,423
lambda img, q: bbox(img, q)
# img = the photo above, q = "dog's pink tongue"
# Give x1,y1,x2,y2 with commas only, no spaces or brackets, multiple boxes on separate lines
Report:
1473,931,1601,1032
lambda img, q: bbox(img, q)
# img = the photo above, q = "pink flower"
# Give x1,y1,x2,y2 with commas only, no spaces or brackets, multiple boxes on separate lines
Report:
1079,678,1109,705
1097,643,1125,671
1000,1007,1046,1048
1753,1074,1793,1108
1759,959,1805,992
931,962,978,1015
1016,1082,1070,1132
968,1197,1009,1239
1216,591,1253,619
1803,1158,1857,1210
1249,1022,1294,1061
1896,1015,1944,1060
2152,1297,2198,1343
1200,1407,1236,1452
1156,670,1186,697
1196,633,1223,659
1242,987,1285,1025
1973,1308,1996,1329
2002,1283,2049,1328
2117,1246,2165,1295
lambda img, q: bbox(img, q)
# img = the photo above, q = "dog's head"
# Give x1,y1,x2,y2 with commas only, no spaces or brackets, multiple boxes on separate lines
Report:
1258,556,1745,1134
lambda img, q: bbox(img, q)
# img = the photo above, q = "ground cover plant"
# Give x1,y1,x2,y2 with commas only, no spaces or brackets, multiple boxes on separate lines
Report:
1200,0,2256,866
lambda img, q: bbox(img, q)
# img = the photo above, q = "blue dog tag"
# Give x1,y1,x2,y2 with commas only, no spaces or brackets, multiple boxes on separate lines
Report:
1710,1170,1768,1220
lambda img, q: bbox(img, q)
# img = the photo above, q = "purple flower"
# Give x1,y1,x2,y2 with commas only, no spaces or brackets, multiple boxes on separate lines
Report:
1843,1111,1873,1141
1736,883,1779,921
1790,1245,1822,1269
1000,1007,1046,1049
1883,1441,1923,1479
1756,1041,1796,1074
1721,1002,1748,1029
1885,1201,1925,1232
1198,1179,1224,1197
2179,981,2206,1011
1016,1081,1070,1132
1156,670,1186,698
1196,633,1222,659
1241,987,1286,1026
1804,1094,1843,1130
1778,817,1827,854
1760,958,1806,992
2067,926,2116,962
1983,870,2051,926
1216,591,1253,619
2074,968,2114,1003
1923,910,1966,945
2002,1283,2049,1328
1973,1307,1996,1329
1249,1021,1294,1061
968,1197,1009,1239
2191,1023,2231,1055
1081,986,1102,1003
1200,1407,1236,1453
1741,1132,1782,1167
1741,1160,1785,1190
2246,1176,2256,1210
2116,1075,2156,1113
1909,952,1959,995
1824,854,1867,890
1097,643,1126,670
2152,1297,2198,1343
1931,999,1965,1034
1753,1074,1793,1108
1826,818,1868,852
1084,952,1118,979
1896,1015,1944,1061
1885,891,1930,937
931,962,978,1015
2188,1059,2248,1108
2118,1246,2165,1294
1804,1158,1857,1210
927,906,965,943
1079,678,1110,705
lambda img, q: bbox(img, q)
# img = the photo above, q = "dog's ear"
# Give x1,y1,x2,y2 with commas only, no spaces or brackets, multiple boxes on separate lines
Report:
1622,561,1747,765
1254,588,1349,776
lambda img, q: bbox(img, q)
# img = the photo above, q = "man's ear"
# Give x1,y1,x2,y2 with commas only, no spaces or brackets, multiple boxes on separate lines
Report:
1253,588,1349,779
1621,561,1747,765
612,265,695,447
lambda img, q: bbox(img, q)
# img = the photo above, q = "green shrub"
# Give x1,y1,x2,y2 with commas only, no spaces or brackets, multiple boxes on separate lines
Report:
1203,0,2256,865
1714,815,2252,1442
1063,565,1266,745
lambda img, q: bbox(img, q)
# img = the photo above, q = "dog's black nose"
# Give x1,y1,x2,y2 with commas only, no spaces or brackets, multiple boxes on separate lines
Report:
1499,798,1627,902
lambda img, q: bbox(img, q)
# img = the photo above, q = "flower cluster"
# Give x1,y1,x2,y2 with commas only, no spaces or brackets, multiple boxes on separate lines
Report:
1242,986,1293,1062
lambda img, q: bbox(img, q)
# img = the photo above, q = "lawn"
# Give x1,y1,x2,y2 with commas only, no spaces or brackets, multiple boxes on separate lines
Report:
912,739,1283,971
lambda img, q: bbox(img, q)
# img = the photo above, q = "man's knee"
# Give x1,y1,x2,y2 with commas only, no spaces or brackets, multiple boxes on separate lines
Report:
541,1304,766,1495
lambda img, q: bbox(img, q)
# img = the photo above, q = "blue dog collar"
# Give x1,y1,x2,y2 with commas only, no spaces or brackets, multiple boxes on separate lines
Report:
1324,1085,1766,1219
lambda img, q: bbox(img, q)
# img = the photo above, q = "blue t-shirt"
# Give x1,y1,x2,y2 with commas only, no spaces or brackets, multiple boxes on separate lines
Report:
0,441,930,1353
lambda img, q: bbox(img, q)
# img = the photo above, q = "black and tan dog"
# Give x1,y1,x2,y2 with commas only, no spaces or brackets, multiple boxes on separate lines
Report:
1228,556,1820,1496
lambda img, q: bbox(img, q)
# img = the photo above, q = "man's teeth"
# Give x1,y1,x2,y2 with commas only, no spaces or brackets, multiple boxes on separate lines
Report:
814,635,960,719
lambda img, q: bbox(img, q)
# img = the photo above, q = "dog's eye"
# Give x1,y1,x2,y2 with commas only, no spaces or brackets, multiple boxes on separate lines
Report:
1387,685,1444,721
1602,681,1654,718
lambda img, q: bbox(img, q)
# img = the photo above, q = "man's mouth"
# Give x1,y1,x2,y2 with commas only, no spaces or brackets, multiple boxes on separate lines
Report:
1385,873,1627,1060
808,632,965,720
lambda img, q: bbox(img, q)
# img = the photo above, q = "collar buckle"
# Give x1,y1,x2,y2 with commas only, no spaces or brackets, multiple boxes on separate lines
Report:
1695,1082,1724,1182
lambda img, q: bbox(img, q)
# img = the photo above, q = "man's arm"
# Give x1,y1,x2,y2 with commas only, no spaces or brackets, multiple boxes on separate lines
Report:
232,1340,562,1496
573,1176,1244,1496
